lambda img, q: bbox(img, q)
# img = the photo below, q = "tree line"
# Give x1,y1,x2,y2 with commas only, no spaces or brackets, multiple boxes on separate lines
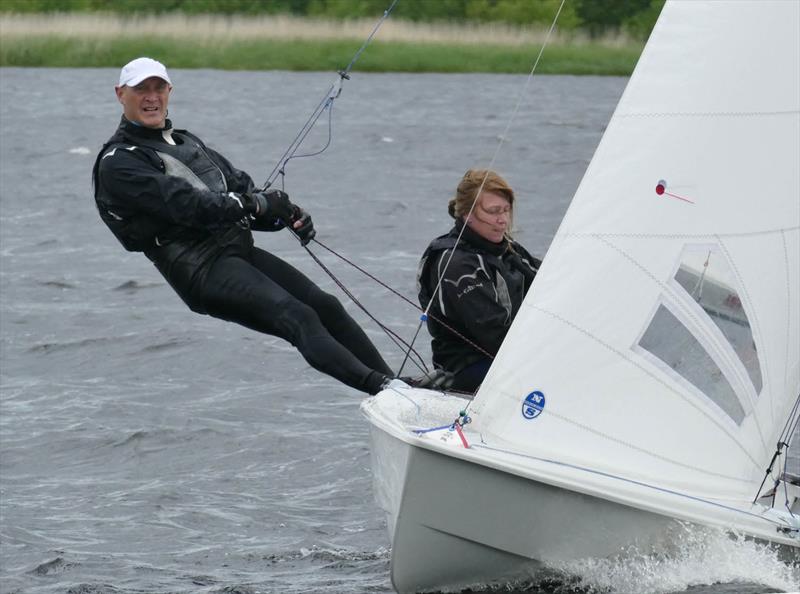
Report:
1,0,665,39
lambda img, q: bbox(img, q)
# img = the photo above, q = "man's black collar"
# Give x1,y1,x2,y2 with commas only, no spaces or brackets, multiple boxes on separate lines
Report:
119,115,175,140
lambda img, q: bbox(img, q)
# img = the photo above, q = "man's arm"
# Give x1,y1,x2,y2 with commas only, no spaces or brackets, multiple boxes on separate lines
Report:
201,143,316,244
97,145,252,229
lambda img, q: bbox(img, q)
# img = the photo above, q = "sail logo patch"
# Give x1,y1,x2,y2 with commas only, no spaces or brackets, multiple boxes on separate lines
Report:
522,390,545,420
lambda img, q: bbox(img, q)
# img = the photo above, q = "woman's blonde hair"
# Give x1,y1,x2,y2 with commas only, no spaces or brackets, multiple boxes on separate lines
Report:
448,169,515,224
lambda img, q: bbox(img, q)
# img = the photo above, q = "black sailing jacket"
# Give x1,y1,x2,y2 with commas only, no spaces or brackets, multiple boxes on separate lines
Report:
92,117,281,309
417,220,541,374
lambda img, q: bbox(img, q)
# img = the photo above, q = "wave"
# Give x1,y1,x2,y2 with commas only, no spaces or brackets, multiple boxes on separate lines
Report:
28,556,77,576
27,336,120,354
138,337,195,353
549,524,800,594
262,544,390,564
112,426,221,449
113,280,163,292
39,279,77,289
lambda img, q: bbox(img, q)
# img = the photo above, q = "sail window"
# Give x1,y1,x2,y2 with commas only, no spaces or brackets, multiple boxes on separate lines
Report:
639,304,745,424
673,249,762,394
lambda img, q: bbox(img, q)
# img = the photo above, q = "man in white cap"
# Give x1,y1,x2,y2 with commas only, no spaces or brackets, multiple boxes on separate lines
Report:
92,57,401,395
114,57,173,130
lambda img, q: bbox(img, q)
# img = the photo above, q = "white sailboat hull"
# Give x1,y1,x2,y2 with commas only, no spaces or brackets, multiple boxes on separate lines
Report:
363,388,798,593
369,420,676,593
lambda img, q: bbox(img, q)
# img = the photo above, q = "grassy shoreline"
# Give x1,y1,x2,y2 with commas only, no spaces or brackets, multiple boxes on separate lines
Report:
1,38,641,75
0,13,643,74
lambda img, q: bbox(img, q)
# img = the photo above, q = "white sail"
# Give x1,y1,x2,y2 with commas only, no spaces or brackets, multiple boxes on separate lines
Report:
470,0,800,503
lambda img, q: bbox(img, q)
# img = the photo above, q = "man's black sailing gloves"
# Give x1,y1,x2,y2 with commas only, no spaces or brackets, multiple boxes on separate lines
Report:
245,189,316,246
246,188,294,223
291,207,316,246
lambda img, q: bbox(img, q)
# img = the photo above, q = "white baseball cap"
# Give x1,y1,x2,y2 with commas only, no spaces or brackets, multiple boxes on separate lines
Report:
118,57,171,87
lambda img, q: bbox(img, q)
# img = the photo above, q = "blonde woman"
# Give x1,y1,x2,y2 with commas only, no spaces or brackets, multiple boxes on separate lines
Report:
417,170,541,393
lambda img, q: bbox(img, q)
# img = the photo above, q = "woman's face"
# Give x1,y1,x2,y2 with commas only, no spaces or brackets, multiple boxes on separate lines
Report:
466,191,511,243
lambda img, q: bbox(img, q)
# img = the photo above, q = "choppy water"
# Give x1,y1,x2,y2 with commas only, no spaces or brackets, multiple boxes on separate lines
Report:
0,68,797,594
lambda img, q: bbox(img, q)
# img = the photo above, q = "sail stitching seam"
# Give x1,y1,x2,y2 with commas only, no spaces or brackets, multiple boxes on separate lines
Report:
564,227,799,240
781,230,792,402
615,110,800,118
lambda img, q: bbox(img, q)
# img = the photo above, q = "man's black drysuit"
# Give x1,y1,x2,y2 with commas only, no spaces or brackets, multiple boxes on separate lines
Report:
93,117,392,394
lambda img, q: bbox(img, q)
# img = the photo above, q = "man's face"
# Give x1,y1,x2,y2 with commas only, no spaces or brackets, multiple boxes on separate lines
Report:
115,77,171,129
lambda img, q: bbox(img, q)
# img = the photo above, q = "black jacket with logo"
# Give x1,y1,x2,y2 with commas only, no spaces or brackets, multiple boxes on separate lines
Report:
417,221,541,374
92,117,279,308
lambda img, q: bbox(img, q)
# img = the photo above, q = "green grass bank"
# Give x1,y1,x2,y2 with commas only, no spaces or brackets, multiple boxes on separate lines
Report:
1,38,641,74
0,13,643,74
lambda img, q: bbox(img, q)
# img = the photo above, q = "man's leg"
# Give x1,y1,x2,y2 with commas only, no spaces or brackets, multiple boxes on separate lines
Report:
194,252,387,394
249,248,393,376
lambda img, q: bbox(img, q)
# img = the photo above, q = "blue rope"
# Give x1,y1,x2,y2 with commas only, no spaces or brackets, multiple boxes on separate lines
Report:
414,424,454,435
